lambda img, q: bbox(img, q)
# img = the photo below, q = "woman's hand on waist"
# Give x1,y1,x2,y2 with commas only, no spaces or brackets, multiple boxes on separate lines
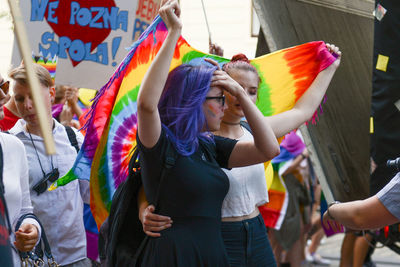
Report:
141,204,173,237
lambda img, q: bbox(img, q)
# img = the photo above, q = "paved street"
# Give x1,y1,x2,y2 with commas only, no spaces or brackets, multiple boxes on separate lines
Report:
315,233,400,266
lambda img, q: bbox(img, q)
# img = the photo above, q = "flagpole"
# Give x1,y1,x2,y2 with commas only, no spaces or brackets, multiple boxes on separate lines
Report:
200,0,212,45
7,0,56,155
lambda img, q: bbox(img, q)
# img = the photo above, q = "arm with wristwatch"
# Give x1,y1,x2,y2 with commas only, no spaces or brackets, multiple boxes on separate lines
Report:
323,188,399,232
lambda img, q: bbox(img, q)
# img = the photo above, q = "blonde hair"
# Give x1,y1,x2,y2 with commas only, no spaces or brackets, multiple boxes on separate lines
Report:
8,63,54,88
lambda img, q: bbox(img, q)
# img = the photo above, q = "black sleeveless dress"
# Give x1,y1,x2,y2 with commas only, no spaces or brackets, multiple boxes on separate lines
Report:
137,129,237,267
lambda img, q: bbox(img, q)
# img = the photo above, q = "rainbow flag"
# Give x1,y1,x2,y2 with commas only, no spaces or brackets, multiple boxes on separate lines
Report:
51,15,337,228
260,131,307,229
33,53,57,80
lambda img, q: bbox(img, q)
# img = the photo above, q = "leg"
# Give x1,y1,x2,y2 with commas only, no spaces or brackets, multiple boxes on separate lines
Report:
308,228,324,254
340,232,355,267
284,220,304,267
221,221,246,267
269,229,284,265
353,234,372,267
248,215,277,267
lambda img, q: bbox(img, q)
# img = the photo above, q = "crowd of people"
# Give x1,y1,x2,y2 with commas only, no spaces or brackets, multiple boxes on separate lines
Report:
1,0,399,267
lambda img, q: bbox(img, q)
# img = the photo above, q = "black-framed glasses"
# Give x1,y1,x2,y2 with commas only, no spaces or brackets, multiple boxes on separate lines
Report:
0,79,9,95
205,95,225,106
32,168,60,195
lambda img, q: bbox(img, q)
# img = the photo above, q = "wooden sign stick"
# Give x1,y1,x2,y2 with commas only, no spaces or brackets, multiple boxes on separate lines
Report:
7,0,56,155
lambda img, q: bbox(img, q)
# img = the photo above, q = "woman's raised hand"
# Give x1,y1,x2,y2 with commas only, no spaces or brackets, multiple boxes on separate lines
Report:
159,0,182,33
326,43,341,68
211,70,245,98
205,58,245,97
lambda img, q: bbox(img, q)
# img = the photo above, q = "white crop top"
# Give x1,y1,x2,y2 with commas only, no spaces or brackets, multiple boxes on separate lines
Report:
221,126,269,218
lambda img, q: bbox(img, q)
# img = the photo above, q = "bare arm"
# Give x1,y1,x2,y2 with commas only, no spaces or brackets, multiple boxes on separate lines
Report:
66,87,83,118
267,44,341,138
281,150,307,176
137,0,182,148
323,196,398,231
211,70,280,168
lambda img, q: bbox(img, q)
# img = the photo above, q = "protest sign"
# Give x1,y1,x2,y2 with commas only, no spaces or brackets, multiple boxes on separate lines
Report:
12,0,161,89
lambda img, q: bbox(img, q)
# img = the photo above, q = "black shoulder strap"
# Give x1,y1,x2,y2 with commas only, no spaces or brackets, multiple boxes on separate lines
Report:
0,143,12,236
240,120,252,134
65,126,80,153
15,213,58,266
153,141,176,211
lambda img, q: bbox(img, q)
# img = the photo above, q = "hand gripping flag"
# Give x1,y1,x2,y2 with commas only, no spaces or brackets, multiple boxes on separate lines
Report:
50,15,337,228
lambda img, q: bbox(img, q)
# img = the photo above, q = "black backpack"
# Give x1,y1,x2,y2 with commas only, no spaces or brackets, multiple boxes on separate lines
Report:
99,143,176,267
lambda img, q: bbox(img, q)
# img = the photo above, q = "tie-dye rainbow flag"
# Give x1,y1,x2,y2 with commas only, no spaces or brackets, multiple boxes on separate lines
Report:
260,131,306,230
51,15,336,228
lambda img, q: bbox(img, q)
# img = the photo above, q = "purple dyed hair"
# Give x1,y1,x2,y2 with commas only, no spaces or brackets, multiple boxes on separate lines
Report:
158,63,218,156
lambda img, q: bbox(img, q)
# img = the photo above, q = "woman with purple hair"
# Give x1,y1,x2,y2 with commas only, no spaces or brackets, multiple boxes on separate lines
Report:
135,0,279,266
141,42,341,266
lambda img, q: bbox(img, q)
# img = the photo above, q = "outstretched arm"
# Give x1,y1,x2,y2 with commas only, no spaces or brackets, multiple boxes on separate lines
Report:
266,44,341,138
137,0,182,148
323,196,398,231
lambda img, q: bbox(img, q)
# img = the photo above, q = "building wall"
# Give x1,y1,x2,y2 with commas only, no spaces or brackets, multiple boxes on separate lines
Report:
181,0,258,59
0,0,14,77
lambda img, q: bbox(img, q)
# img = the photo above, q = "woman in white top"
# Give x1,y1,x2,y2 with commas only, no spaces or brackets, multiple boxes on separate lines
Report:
0,73,40,266
141,46,341,266
8,64,91,267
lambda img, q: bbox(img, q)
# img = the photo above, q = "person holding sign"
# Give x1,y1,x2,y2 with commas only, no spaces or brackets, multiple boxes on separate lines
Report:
9,64,91,267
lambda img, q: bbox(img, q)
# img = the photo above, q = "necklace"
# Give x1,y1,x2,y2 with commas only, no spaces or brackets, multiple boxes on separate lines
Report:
27,126,55,177
221,120,241,126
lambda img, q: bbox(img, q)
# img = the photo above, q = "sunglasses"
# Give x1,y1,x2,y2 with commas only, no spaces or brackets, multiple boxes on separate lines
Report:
32,168,60,195
0,79,9,95
205,95,225,106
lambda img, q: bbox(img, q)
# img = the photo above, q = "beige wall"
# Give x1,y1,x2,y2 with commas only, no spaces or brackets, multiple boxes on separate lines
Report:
0,0,258,79
181,0,258,59
0,0,13,77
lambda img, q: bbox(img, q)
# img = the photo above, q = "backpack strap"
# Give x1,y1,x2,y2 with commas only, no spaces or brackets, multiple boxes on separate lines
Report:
65,126,80,153
153,141,176,211
240,120,252,134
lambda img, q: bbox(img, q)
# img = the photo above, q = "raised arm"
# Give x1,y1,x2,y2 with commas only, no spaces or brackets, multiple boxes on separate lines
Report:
137,0,182,148
211,70,280,168
266,44,341,138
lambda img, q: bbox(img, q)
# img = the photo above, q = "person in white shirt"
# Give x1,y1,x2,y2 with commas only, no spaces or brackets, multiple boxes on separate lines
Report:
8,64,90,267
0,72,40,266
